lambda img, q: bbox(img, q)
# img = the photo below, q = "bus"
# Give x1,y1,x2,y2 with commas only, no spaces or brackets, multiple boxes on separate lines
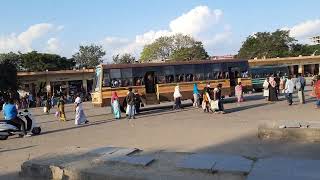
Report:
250,65,289,91
91,59,252,107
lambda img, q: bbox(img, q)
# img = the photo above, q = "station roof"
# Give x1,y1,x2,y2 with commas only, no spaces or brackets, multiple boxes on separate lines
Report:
100,59,247,69
17,69,94,77
249,55,320,66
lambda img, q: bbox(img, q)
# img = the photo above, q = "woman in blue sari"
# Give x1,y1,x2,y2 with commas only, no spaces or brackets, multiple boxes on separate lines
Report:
111,92,121,119
193,83,200,108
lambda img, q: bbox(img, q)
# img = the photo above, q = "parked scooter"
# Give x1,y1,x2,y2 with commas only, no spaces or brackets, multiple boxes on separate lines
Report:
0,109,41,140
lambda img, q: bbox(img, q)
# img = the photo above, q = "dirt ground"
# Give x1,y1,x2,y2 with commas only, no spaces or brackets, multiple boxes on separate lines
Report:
1,90,320,179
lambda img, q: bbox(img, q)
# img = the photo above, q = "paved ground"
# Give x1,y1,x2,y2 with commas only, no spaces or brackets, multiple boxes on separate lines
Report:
1,88,320,179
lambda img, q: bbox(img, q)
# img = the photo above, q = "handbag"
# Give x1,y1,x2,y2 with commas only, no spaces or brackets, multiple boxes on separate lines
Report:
210,100,219,111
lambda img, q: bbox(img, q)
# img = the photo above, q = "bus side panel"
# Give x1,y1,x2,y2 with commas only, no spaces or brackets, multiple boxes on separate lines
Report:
237,78,253,93
101,86,146,106
92,92,103,107
157,83,194,101
157,79,231,101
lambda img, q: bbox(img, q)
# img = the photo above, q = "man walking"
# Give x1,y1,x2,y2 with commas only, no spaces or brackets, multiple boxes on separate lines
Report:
126,88,135,119
285,76,295,106
297,73,306,104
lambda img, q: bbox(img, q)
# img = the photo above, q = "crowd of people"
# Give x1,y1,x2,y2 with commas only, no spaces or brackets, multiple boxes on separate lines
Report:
3,73,320,138
262,74,306,105
1,92,89,138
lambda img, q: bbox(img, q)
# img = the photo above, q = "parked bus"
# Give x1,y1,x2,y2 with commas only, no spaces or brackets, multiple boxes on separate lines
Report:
250,65,289,91
91,59,252,107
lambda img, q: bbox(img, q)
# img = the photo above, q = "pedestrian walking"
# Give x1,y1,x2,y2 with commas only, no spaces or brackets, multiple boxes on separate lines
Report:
74,95,88,125
202,87,210,112
126,88,135,119
134,90,142,114
275,74,281,99
111,91,121,119
57,96,66,121
173,85,182,110
296,74,306,104
268,76,277,102
263,78,269,101
213,84,224,114
279,76,286,95
285,76,295,106
235,82,243,103
44,96,51,114
193,83,200,108
51,95,56,108
314,76,320,108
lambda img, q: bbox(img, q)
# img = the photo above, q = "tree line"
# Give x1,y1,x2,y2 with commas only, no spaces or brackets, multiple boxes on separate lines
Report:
1,30,320,97
237,30,320,59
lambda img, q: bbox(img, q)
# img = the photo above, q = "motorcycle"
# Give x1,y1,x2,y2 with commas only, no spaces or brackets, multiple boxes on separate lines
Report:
0,109,41,140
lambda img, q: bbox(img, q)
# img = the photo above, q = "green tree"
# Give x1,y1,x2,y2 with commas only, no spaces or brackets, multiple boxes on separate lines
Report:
291,44,320,56
73,44,106,68
0,60,18,97
0,52,21,70
112,53,136,64
170,41,208,61
140,33,208,62
237,30,296,59
20,51,75,71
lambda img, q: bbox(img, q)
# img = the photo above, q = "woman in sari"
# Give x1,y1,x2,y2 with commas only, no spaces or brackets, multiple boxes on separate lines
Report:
57,96,66,121
74,95,88,125
314,76,320,108
193,83,200,108
173,85,182,110
202,87,211,113
235,82,243,103
111,92,121,119
263,78,269,101
268,76,278,102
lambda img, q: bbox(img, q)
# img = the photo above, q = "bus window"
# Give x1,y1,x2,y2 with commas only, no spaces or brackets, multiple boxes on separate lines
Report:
133,67,145,86
121,68,133,87
159,66,174,83
102,70,111,87
174,65,194,82
110,69,121,88
194,64,204,81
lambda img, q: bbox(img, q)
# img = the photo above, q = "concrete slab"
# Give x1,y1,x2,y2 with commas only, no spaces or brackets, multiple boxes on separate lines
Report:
176,154,216,171
108,156,155,167
212,154,253,174
283,122,301,128
21,151,247,180
247,173,319,180
89,147,119,156
97,147,140,162
258,126,320,141
247,158,320,180
111,147,139,156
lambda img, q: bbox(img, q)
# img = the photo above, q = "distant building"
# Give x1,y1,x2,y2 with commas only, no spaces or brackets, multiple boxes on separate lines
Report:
310,35,320,45
18,69,94,97
210,55,235,60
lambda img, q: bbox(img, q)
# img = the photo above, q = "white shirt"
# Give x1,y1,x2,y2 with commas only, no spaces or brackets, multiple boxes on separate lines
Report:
285,79,295,93
75,97,81,104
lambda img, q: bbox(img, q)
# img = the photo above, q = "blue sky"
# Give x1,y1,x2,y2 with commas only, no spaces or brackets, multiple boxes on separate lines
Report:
1,0,320,60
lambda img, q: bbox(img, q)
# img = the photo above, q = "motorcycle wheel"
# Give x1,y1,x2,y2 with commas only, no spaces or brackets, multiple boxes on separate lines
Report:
0,135,8,140
31,127,41,135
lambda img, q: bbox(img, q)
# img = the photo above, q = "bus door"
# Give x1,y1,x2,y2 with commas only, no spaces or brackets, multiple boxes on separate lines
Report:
144,71,156,93
228,67,239,87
